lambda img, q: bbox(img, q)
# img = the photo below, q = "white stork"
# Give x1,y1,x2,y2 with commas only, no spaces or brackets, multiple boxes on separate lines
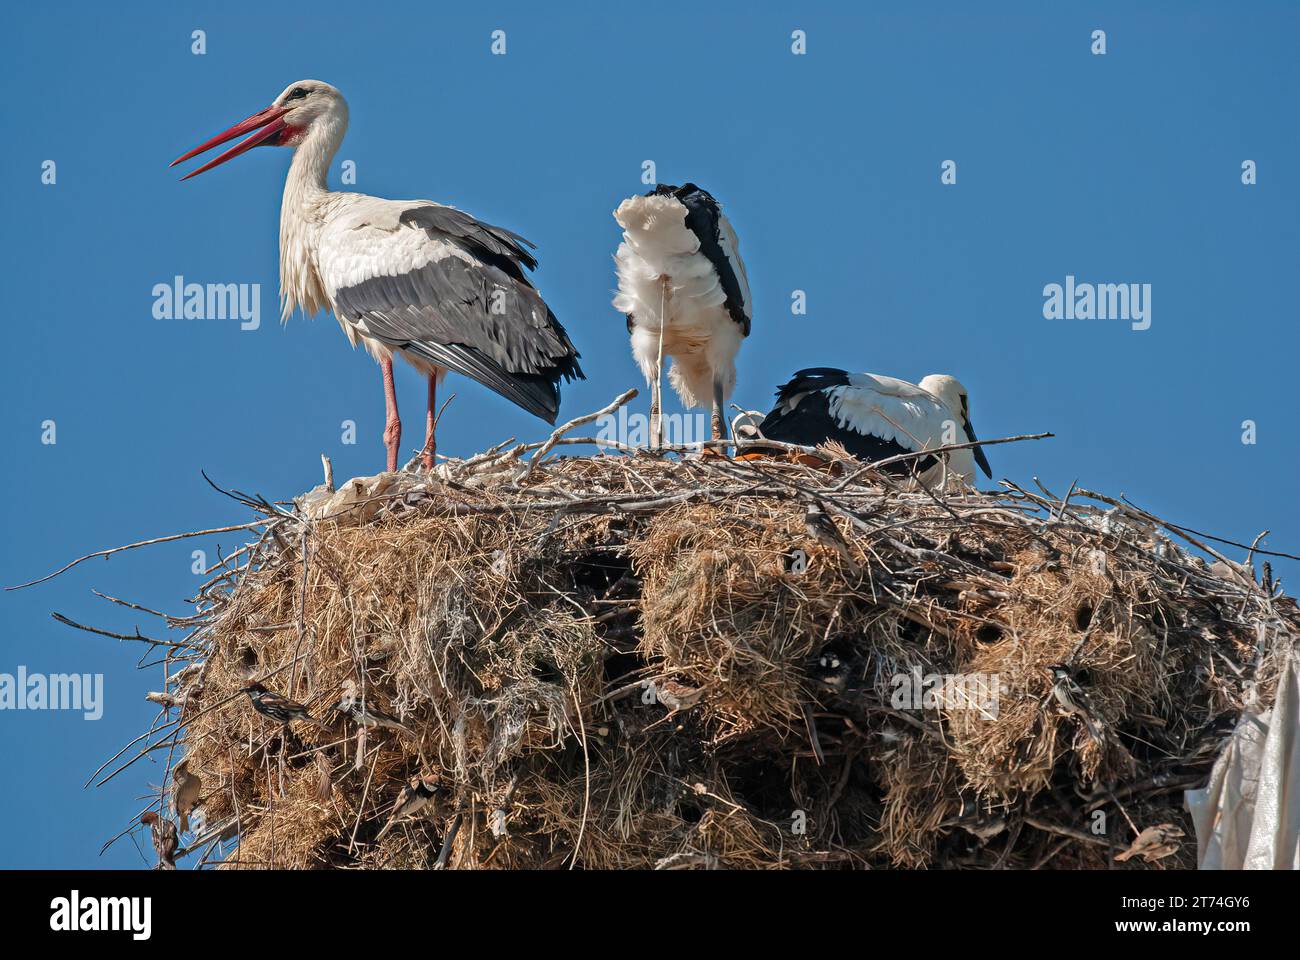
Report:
171,80,584,471
612,183,751,446
755,368,993,486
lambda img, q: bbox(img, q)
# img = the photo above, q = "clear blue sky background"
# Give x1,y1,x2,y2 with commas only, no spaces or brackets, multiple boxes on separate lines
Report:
1,1,1296,868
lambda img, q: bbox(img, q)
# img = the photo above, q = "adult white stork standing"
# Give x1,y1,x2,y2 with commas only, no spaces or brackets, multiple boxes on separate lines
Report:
612,183,751,446
755,368,993,486
171,80,584,471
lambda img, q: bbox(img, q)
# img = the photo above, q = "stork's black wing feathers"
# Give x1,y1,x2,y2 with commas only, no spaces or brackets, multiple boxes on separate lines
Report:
758,369,939,475
648,183,750,336
334,207,584,424
770,368,854,406
401,206,538,278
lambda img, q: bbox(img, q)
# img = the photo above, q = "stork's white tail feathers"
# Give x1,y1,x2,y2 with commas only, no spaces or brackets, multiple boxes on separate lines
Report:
613,194,699,261
613,198,732,337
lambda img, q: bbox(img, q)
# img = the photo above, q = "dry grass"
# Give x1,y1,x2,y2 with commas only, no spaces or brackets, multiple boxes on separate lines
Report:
64,412,1298,870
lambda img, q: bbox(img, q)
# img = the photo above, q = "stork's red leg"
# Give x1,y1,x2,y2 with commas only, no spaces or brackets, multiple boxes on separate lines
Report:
421,374,437,470
381,357,401,472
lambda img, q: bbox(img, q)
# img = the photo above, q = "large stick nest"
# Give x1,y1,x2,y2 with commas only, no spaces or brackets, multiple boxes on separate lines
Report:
98,424,1298,870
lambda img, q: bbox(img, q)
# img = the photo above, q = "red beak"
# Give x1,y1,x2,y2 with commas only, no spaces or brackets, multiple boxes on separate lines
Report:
171,105,290,180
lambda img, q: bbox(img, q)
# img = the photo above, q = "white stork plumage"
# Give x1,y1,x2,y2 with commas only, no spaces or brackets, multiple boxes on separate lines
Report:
755,368,993,486
171,80,584,471
612,183,751,445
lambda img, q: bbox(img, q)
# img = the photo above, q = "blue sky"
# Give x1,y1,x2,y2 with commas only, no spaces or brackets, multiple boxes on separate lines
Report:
1,1,1296,867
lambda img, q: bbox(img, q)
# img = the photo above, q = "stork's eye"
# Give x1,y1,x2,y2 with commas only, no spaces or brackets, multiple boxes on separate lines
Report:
285,87,310,102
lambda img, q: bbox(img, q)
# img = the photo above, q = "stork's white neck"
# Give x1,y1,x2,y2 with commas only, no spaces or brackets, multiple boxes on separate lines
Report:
279,113,347,321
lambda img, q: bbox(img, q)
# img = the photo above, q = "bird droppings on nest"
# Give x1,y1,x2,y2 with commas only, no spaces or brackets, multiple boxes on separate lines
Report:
34,395,1298,870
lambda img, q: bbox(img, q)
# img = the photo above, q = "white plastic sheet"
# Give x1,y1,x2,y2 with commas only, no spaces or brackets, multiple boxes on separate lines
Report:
1186,650,1300,869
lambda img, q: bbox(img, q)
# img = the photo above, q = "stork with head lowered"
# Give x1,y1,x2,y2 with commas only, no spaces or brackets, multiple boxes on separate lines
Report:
612,183,751,448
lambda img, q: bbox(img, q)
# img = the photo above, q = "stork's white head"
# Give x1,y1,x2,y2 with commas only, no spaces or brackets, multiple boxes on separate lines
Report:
171,79,348,180
271,80,348,140
918,374,992,478
917,374,968,418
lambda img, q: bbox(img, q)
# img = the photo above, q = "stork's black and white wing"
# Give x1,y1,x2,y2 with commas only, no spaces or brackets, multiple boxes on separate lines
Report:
650,183,751,335
317,195,584,423
757,368,957,474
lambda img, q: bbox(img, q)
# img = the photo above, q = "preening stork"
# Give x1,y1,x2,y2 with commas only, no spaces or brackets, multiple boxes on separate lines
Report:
171,80,584,471
613,183,751,445
756,368,993,486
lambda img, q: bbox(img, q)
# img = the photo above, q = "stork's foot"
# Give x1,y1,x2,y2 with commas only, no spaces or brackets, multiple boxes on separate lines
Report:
703,411,729,459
